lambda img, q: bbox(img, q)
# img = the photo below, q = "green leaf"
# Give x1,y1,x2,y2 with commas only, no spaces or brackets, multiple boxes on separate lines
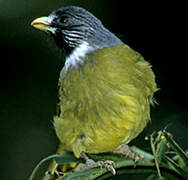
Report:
147,174,168,180
155,132,167,163
131,146,154,161
89,152,126,162
164,155,188,179
57,168,107,180
54,152,83,165
163,131,188,168
150,132,162,177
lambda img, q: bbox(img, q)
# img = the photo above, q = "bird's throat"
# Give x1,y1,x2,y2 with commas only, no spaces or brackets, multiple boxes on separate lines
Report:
64,42,93,71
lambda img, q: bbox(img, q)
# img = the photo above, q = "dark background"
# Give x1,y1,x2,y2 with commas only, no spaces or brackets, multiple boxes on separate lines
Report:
0,1,187,180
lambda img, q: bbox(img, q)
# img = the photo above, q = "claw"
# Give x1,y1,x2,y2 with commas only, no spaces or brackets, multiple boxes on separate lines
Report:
81,152,116,175
103,160,116,175
82,159,116,174
114,144,144,163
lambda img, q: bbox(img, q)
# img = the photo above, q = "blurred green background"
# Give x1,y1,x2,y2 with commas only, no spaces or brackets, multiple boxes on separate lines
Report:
0,0,187,180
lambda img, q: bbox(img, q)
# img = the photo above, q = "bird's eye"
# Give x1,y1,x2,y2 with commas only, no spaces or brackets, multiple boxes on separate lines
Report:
59,16,68,24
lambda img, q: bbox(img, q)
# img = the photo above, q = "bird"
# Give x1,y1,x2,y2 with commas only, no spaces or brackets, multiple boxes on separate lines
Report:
31,6,158,179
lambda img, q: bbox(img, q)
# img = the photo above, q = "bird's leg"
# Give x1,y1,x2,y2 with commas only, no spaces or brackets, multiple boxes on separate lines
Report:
114,144,144,163
80,152,116,175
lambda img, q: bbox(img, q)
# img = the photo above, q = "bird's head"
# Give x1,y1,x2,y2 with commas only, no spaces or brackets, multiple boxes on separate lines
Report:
31,6,122,56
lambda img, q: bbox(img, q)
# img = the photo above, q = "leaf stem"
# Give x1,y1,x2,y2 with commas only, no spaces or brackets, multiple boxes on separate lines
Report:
29,154,59,180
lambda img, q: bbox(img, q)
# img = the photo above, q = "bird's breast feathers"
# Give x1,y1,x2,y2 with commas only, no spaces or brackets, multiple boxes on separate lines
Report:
54,44,157,154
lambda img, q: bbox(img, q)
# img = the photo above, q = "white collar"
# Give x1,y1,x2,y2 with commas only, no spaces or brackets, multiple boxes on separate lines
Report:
64,42,92,71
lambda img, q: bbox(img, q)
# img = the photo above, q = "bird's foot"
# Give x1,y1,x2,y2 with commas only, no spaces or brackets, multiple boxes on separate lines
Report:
81,152,116,175
114,144,144,163
82,159,116,175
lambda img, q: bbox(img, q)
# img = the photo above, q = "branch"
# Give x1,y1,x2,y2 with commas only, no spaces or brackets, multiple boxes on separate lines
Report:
29,130,188,180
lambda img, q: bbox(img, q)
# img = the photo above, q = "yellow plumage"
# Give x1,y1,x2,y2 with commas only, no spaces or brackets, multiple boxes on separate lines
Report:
54,44,157,158
30,7,158,179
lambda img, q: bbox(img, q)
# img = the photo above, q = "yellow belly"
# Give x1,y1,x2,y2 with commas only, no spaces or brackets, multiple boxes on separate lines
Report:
54,44,157,158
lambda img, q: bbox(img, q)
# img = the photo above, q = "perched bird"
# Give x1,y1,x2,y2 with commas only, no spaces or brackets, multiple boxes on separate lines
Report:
31,6,158,179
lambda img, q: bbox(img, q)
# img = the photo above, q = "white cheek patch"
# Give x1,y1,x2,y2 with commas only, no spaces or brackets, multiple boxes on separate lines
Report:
65,42,92,71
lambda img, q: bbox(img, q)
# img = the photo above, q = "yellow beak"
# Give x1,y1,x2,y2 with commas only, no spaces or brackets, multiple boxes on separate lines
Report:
31,17,51,31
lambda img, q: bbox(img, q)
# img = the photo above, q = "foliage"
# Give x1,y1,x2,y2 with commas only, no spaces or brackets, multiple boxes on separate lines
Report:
29,130,188,180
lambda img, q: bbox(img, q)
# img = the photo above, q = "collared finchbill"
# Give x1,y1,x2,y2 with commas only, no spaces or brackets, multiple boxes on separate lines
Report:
31,16,52,31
